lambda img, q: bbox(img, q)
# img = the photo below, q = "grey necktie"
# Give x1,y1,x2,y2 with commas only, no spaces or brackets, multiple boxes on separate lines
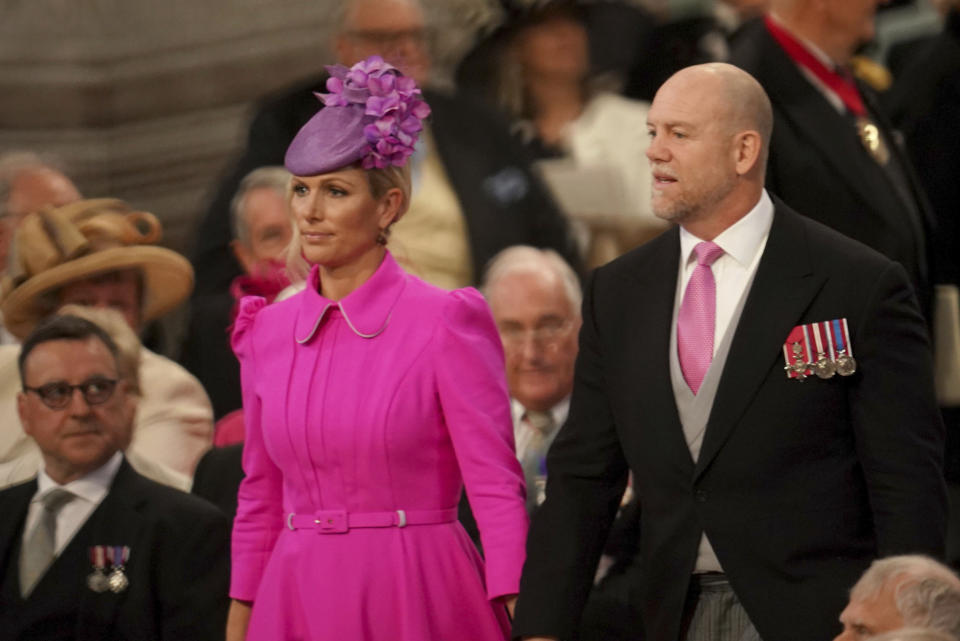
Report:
20,488,75,597
521,410,555,513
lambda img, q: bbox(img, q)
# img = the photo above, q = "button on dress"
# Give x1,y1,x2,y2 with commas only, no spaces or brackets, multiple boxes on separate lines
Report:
230,252,528,640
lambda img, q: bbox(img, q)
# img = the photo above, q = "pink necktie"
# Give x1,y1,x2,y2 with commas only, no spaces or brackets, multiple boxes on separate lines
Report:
678,241,724,395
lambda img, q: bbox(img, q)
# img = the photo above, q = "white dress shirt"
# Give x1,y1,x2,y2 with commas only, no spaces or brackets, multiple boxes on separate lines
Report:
674,189,775,353
23,451,122,555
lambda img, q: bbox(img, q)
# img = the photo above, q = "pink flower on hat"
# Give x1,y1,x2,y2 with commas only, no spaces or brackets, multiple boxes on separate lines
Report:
318,55,431,170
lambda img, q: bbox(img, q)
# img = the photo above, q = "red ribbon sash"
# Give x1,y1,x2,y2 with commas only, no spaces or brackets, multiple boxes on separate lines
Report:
764,15,866,117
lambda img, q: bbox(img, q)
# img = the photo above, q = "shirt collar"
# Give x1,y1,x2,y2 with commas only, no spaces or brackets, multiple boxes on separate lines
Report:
679,189,774,269
295,250,407,344
512,397,571,431
35,451,122,505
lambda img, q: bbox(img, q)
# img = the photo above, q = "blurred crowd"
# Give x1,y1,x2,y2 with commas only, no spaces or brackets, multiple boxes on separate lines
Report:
1,0,960,639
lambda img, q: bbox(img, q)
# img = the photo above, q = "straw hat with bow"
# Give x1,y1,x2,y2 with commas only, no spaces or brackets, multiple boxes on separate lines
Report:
0,198,193,339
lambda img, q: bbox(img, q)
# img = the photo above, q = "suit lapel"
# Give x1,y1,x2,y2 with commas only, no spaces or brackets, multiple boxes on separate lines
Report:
694,206,825,478
0,480,36,584
625,229,695,471
858,83,936,234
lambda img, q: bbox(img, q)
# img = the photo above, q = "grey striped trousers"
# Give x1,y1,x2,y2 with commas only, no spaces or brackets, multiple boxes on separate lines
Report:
681,574,762,641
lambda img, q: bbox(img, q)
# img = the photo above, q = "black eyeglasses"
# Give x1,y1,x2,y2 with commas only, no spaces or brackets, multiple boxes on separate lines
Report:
23,377,118,410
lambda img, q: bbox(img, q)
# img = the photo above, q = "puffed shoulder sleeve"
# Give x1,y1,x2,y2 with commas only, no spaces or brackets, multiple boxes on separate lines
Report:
435,288,528,600
228,294,283,601
230,295,267,359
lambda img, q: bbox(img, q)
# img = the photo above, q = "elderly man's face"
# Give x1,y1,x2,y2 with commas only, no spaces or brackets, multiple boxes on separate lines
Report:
646,71,739,226
18,337,134,485
336,0,431,85
1,167,81,271
58,270,142,332
233,186,292,275
833,580,906,641
489,270,580,412
824,0,884,55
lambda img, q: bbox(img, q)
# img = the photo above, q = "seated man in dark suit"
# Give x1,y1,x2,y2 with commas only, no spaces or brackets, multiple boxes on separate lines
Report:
0,315,229,641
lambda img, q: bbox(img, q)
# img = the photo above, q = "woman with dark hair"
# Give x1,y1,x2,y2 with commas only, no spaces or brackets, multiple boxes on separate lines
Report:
460,1,664,260
225,56,528,641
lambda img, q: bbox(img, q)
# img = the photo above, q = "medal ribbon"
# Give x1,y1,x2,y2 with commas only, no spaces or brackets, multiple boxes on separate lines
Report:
832,318,852,356
107,546,129,567
811,322,825,358
89,546,105,569
823,321,836,360
764,16,866,117
841,318,853,357
782,325,812,379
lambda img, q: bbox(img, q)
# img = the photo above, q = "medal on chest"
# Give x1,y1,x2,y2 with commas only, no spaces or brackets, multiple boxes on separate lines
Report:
106,545,130,593
87,546,109,593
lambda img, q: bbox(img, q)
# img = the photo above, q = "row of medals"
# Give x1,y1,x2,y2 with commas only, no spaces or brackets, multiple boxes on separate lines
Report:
88,563,129,594
786,342,857,381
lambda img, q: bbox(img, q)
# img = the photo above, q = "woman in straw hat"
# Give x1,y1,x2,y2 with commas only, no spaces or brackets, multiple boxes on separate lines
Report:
0,199,212,488
227,56,527,641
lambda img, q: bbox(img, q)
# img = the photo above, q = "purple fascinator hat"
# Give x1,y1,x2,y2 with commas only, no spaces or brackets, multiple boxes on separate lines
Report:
284,55,432,175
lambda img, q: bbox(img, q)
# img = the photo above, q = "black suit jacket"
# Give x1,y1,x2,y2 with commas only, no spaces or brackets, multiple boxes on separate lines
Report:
729,19,935,315
192,444,245,522
513,202,946,641
185,79,582,417
885,9,960,485
0,459,230,641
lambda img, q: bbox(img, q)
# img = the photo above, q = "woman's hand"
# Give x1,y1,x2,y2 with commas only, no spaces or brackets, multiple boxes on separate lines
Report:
503,595,518,619
226,599,253,641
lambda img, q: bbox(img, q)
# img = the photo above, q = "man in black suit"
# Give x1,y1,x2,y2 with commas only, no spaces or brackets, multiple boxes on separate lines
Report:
513,63,946,641
728,0,934,314
0,315,229,641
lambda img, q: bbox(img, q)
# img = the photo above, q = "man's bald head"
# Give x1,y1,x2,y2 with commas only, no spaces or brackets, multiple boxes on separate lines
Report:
646,63,772,238
673,63,772,158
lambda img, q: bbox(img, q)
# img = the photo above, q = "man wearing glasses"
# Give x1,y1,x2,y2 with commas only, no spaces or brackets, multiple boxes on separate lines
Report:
0,314,229,641
483,246,582,517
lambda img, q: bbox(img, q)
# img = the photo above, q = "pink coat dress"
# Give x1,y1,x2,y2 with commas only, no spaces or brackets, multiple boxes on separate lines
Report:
230,252,528,640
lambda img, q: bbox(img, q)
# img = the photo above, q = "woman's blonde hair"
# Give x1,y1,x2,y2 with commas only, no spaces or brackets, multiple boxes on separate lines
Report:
285,163,412,283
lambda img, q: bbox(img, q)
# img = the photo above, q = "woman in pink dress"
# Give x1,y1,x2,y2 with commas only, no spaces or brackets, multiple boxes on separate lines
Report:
225,56,529,641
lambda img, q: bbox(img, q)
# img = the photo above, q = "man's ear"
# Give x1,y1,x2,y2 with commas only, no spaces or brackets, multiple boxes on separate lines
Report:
733,130,763,176
17,392,32,438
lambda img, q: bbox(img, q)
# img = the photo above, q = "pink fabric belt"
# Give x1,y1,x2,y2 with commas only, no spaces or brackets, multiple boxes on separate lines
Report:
285,508,457,533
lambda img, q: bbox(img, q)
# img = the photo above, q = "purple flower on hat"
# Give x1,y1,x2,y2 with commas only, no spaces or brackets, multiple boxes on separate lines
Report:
314,55,431,170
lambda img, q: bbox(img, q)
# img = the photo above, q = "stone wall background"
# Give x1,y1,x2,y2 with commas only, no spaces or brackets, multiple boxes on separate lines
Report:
0,0,551,254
